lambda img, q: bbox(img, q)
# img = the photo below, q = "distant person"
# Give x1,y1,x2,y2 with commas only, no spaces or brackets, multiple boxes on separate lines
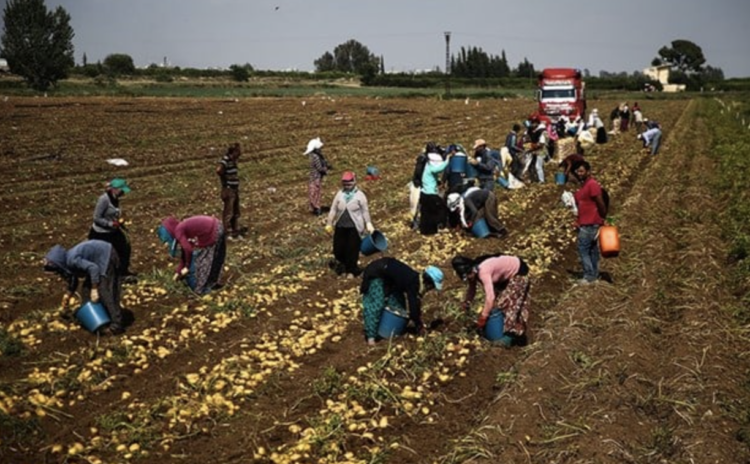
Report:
88,178,135,279
359,257,443,345
572,161,607,285
304,137,331,216
619,102,630,132
638,126,662,155
216,142,243,239
632,102,644,133
325,171,375,279
587,109,607,144
419,145,450,235
470,139,496,191
451,254,531,345
447,187,508,238
443,144,469,194
43,240,126,335
158,215,227,294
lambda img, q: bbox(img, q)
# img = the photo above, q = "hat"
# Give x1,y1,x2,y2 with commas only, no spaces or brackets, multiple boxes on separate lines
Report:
109,178,131,193
472,139,487,150
341,171,356,182
304,137,323,155
447,193,461,211
424,266,444,291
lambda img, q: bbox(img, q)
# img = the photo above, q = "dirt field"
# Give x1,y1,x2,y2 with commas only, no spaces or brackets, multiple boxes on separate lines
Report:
0,96,748,464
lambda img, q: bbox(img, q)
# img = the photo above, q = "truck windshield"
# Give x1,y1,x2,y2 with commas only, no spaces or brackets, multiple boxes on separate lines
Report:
542,88,575,99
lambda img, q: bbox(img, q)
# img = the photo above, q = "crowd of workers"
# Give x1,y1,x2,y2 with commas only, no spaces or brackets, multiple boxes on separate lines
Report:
41,102,661,345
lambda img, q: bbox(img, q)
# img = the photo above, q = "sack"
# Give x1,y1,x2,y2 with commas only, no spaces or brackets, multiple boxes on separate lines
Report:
411,153,428,188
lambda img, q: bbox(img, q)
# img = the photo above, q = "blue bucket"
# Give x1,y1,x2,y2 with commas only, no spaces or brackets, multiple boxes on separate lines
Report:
496,176,509,189
378,306,408,339
471,218,490,238
366,166,380,176
555,172,566,185
75,301,111,333
449,156,467,174
465,163,479,179
484,309,514,345
360,230,388,256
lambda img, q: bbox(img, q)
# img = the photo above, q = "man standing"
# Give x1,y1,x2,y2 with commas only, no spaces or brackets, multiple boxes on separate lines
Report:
572,161,607,285
216,142,242,239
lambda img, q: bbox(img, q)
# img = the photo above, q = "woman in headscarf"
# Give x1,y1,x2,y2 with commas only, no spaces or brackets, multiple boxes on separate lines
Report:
157,215,226,294
451,254,531,345
43,239,126,335
419,145,451,235
446,187,508,238
325,171,374,278
88,178,135,278
360,257,444,345
305,137,330,216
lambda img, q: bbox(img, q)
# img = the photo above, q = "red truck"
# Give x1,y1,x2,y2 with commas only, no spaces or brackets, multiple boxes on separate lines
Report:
536,68,586,123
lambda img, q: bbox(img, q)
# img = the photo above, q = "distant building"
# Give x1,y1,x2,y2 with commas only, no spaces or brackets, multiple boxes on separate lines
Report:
642,64,686,92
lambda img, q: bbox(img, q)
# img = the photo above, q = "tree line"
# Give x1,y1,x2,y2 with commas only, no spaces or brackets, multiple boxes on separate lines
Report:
0,0,736,92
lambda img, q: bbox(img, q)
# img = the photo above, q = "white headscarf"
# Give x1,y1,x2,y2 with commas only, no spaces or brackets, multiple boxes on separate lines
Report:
427,152,443,166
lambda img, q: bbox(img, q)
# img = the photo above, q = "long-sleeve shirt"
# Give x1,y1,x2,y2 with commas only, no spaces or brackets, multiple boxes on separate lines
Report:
308,151,329,181
173,216,220,273
474,148,495,180
463,256,521,318
326,189,371,236
45,240,113,293
360,257,424,329
420,158,449,195
641,128,661,147
91,192,121,233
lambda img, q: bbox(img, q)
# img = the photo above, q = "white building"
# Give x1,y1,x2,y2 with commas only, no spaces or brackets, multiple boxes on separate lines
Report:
643,64,686,92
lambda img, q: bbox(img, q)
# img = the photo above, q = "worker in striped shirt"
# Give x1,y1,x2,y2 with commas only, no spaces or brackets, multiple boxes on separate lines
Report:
216,142,243,239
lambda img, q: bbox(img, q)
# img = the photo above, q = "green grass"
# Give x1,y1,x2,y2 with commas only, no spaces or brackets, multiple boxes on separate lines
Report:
0,329,25,356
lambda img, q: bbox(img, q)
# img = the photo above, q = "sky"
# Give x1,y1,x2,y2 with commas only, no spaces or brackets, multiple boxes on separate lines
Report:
10,0,750,78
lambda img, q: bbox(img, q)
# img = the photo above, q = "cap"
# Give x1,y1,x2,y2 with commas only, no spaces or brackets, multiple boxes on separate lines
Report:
472,139,487,150
341,171,356,182
109,178,131,193
424,266,444,291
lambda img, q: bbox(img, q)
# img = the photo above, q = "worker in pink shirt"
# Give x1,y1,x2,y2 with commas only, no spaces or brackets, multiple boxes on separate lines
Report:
452,254,531,345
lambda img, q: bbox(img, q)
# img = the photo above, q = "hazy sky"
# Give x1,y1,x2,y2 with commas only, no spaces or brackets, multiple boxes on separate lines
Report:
21,0,750,78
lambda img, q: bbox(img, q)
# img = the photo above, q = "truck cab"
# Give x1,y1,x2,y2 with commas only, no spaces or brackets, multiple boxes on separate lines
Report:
537,68,586,124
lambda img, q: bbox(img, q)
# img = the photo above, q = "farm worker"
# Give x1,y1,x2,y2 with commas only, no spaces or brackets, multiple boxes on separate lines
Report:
470,139,496,191
506,124,526,189
443,144,469,194
157,215,226,294
638,127,662,155
608,106,621,135
558,152,585,184
619,102,631,132
305,137,331,216
505,123,523,160
451,254,530,345
43,240,126,335
410,142,441,230
325,171,374,279
216,142,243,240
359,257,444,345
526,121,547,183
447,187,507,238
632,102,644,133
587,109,608,144
572,161,608,285
87,178,135,279
419,146,451,235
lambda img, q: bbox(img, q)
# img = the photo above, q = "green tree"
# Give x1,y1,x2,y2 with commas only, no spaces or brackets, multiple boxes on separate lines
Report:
656,39,706,75
229,63,253,82
514,57,535,79
314,39,379,74
103,53,135,76
1,0,75,91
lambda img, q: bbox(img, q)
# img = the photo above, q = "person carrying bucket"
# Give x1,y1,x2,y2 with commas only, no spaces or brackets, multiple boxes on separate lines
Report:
43,240,126,335
88,178,136,280
451,254,530,346
157,215,227,294
572,161,608,285
446,187,507,238
359,257,444,345
443,144,470,194
325,171,375,279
